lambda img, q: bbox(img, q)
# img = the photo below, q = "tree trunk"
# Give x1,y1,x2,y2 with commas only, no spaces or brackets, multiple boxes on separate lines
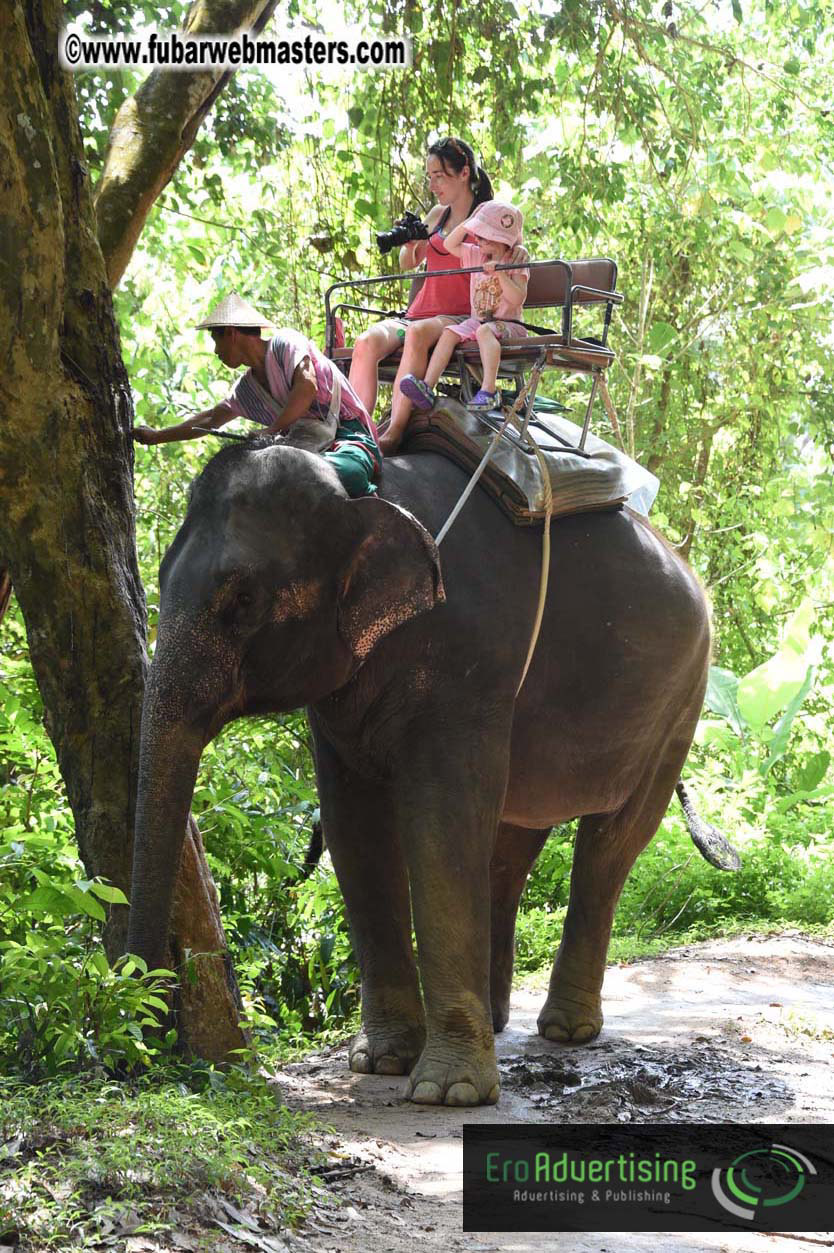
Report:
173,820,248,1060
0,0,245,1061
0,569,11,625
95,0,279,286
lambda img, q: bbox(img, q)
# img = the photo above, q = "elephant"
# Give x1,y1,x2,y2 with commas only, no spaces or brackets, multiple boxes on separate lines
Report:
127,433,711,1107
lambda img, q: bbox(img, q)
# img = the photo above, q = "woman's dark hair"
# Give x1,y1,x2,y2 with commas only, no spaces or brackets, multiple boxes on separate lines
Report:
427,136,494,210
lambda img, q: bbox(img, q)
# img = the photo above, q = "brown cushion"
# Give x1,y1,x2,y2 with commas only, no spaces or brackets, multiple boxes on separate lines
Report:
335,335,613,376
402,400,627,526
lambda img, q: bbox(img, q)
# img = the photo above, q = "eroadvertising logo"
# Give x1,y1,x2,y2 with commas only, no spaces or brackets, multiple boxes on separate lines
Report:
463,1124,832,1232
711,1143,816,1220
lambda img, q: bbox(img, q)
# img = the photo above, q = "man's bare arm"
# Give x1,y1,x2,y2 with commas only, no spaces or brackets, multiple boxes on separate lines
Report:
264,358,318,436
132,403,232,445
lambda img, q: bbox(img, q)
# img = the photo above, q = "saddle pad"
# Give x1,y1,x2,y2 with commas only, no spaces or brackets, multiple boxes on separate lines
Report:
403,400,659,526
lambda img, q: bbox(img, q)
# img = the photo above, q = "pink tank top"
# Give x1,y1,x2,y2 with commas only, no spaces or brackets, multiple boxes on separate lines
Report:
406,230,472,320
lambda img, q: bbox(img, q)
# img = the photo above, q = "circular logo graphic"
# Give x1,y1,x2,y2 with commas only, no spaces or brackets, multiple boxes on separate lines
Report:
711,1143,816,1220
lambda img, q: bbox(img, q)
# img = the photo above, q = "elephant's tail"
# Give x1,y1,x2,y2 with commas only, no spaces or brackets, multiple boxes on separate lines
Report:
676,781,741,871
299,819,325,881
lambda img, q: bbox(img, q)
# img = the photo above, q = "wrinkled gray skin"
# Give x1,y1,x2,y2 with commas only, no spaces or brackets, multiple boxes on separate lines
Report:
128,439,710,1106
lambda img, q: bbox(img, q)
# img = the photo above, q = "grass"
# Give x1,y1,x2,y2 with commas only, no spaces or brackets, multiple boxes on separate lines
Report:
516,906,834,987
2,922,831,1251
0,1068,321,1252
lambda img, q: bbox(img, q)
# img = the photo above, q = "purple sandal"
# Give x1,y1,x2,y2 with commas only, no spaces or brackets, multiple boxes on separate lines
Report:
400,374,437,411
469,388,499,410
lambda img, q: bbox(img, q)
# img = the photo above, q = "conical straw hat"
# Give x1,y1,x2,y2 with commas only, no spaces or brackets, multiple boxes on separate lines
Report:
195,292,272,329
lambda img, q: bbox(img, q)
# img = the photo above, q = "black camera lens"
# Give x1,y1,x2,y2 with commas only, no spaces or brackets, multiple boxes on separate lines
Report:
376,223,412,255
375,211,428,254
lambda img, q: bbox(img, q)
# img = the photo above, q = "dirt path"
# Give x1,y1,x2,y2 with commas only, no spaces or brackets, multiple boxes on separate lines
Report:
277,935,834,1253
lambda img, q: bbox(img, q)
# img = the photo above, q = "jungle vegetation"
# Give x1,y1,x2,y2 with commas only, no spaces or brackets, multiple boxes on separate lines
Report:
0,0,832,1244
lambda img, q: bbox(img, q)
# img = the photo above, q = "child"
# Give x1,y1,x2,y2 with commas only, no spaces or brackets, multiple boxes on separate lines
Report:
399,201,529,412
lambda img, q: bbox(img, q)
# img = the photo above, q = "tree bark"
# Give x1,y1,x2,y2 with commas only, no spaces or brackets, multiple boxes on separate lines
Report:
678,420,714,562
172,818,248,1061
0,0,280,612
0,569,11,624
0,0,245,1062
94,0,278,286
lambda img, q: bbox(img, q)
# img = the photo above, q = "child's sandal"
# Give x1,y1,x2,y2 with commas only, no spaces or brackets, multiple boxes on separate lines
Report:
469,389,499,410
400,374,437,411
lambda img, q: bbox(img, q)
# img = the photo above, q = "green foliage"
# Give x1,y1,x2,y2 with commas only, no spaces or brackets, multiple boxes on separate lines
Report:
4,0,834,1077
700,595,826,777
514,906,567,974
0,633,178,1078
0,931,176,1079
0,1069,316,1250
522,773,834,961
613,810,834,938
66,0,192,172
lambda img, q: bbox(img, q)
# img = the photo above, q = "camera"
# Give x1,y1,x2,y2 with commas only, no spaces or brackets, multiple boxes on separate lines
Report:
375,210,429,255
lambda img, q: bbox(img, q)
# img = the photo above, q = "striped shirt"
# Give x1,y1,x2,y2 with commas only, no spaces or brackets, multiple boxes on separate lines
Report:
221,330,379,452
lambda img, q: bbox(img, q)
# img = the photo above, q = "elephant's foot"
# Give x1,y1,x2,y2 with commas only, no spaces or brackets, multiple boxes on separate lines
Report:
406,1047,500,1107
349,1021,426,1076
537,980,603,1044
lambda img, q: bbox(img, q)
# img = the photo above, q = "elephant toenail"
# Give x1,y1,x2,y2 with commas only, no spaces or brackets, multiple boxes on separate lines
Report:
446,1082,480,1106
410,1081,442,1104
350,1051,372,1073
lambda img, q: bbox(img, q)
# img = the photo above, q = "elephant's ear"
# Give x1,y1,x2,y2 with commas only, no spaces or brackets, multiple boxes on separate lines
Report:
337,497,445,662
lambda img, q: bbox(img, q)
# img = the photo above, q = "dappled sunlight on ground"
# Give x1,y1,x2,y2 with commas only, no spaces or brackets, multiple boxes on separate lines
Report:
277,935,834,1252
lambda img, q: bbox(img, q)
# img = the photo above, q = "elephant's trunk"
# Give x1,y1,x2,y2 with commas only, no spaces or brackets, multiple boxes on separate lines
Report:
127,703,204,972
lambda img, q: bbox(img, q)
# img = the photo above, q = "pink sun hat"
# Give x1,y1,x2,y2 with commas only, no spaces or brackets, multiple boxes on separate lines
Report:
461,200,523,246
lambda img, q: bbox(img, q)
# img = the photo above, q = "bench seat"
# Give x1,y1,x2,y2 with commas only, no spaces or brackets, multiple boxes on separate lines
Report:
330,335,615,376
324,257,623,448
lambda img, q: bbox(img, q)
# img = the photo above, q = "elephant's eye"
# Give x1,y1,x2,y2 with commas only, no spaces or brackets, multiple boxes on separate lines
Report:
236,591,253,607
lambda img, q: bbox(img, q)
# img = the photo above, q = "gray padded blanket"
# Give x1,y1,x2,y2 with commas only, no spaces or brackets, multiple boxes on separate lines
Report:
404,401,659,525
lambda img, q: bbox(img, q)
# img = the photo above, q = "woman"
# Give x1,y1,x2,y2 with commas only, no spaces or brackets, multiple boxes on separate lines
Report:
347,137,494,456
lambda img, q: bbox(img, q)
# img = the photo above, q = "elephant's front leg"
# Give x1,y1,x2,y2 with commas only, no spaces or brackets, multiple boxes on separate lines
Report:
312,726,425,1076
396,746,508,1107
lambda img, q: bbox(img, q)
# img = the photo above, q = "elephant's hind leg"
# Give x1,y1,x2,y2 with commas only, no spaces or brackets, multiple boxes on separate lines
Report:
538,742,692,1045
490,823,550,1032
312,728,425,1076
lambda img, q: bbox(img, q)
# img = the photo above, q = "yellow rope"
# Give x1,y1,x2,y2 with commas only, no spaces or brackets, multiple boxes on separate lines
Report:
433,368,554,697
514,425,552,695
435,368,540,546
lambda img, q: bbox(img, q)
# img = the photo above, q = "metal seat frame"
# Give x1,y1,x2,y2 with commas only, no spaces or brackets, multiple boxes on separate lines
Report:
324,257,624,451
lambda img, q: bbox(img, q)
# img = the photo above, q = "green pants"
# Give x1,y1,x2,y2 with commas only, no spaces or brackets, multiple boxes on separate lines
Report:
324,442,378,498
